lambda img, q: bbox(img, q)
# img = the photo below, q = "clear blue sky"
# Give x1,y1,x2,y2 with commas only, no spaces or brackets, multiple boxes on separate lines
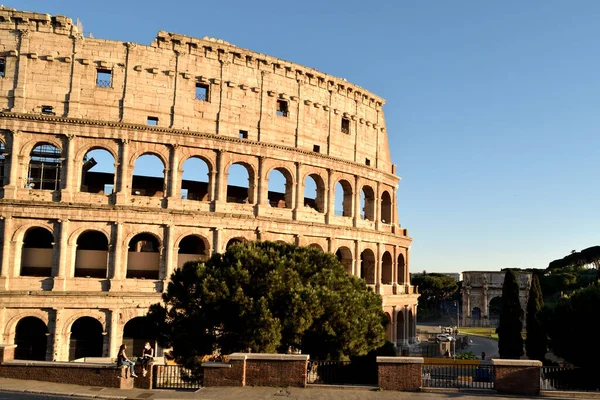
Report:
9,0,600,274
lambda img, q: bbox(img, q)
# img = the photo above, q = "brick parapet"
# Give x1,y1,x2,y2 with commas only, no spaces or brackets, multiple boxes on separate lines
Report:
491,359,542,396
376,356,423,391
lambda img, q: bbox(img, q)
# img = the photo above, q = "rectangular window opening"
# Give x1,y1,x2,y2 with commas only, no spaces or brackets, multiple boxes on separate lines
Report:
0,58,5,78
276,100,289,117
313,145,320,153
239,130,248,139
365,158,371,166
341,118,350,134
41,105,55,115
96,69,112,88
195,83,209,101
147,116,158,126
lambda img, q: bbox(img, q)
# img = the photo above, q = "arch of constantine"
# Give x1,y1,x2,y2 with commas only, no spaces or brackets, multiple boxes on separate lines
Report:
0,7,418,360
461,271,531,327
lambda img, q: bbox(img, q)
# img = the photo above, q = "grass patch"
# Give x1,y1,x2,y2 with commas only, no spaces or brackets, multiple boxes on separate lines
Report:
459,327,527,340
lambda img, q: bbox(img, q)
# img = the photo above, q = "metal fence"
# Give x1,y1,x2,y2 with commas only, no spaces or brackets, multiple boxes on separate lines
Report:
422,363,494,389
541,366,599,392
153,365,203,389
307,360,378,386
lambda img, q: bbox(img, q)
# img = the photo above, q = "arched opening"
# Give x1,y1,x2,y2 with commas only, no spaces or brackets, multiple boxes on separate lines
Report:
0,141,6,187
489,296,502,322
334,180,353,217
127,233,160,279
21,227,53,277
381,251,393,284
132,154,165,197
381,191,392,223
181,157,210,201
267,168,293,208
69,317,104,360
80,148,115,194
308,243,323,251
396,311,405,345
409,309,415,342
226,237,247,249
303,174,325,213
14,317,48,361
360,185,375,221
28,143,61,191
360,249,376,285
227,163,254,204
384,313,392,342
123,317,156,358
335,246,353,275
397,254,406,285
178,235,209,268
75,230,109,278
471,307,481,321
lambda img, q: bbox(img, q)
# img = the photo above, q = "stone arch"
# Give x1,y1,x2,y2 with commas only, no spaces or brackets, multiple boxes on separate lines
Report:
177,234,211,268
384,312,392,342
67,226,111,247
74,230,110,278
266,166,294,209
20,226,54,277
226,236,248,249
178,152,216,173
397,253,406,285
360,184,375,221
68,316,104,360
226,161,256,204
19,138,63,157
180,155,212,201
471,307,481,321
4,310,50,345
75,143,118,163
381,251,393,284
360,248,376,284
126,232,162,279
131,152,167,197
334,179,353,217
308,243,323,251
380,190,392,223
123,316,156,358
27,142,62,191
62,311,107,337
489,296,502,320
14,316,49,361
128,148,169,169
79,146,117,195
303,172,325,213
335,246,353,275
396,310,405,344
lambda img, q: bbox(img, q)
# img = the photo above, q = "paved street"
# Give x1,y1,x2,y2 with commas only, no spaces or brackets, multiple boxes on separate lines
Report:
0,392,87,400
460,335,499,359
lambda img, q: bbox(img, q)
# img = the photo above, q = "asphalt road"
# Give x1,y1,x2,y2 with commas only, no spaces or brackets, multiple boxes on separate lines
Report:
0,392,92,400
461,335,499,359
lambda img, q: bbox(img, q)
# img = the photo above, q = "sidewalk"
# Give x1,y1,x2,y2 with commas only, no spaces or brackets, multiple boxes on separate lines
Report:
0,377,594,400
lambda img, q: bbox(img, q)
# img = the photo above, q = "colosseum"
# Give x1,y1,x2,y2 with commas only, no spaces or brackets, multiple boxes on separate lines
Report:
0,6,418,361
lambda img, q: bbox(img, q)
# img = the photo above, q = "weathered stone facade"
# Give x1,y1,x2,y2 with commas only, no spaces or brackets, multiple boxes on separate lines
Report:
0,6,418,361
461,271,531,327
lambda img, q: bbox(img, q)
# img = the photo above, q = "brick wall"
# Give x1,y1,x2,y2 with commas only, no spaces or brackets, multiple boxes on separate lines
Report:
377,356,423,391
202,359,245,387
492,359,541,396
245,355,308,387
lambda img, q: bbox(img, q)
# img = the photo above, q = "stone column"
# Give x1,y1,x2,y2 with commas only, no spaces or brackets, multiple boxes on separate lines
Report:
163,224,175,282
109,309,121,359
53,219,69,291
60,134,77,202
213,227,223,254
11,30,30,113
392,186,398,228
353,175,360,227
115,139,130,205
376,242,382,292
403,305,409,346
255,156,266,215
3,130,22,199
391,305,397,346
167,144,180,201
0,216,13,286
50,308,66,361
482,278,489,327
213,150,226,211
110,222,126,286
292,162,302,220
374,181,381,230
324,168,333,224
353,240,360,277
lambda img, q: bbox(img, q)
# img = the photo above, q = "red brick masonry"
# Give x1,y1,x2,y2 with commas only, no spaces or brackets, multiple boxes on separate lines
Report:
377,356,423,391
492,359,542,396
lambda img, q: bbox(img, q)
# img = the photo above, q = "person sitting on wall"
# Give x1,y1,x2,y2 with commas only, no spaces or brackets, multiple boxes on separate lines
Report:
117,344,138,378
139,342,154,377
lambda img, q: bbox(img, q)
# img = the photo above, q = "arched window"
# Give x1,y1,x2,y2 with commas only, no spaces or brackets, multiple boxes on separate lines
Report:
381,191,392,223
123,317,156,358
489,297,502,321
181,157,210,201
334,180,353,217
381,251,393,284
227,163,254,204
132,154,165,197
268,168,293,208
69,317,103,360
75,231,109,278
308,243,323,251
28,143,61,190
303,174,325,213
335,246,353,275
80,148,115,194
177,235,209,268
397,254,406,285
226,237,247,249
14,317,48,361
360,185,375,221
21,227,53,277
360,249,376,285
384,313,392,342
127,233,160,279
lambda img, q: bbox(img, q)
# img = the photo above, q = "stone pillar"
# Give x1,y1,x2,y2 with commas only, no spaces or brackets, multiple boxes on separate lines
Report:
50,308,66,361
11,30,30,113
67,37,83,118
392,186,398,227
53,219,69,291
3,130,22,199
255,156,266,215
109,309,121,359
353,240,360,277
482,279,489,327
163,224,175,282
324,168,333,224
374,181,381,230
353,175,360,227
492,359,542,396
377,357,423,391
167,144,180,200
403,305,409,346
0,344,16,362
213,150,226,211
292,162,302,220
213,227,223,254
115,139,130,205
375,242,382,292
60,134,76,202
110,222,126,287
0,216,13,287
391,305,397,345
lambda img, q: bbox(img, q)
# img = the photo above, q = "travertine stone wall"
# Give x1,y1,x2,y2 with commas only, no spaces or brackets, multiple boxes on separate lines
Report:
0,6,418,360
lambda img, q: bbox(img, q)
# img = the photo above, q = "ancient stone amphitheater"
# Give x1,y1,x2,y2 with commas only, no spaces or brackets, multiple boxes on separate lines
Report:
0,7,418,361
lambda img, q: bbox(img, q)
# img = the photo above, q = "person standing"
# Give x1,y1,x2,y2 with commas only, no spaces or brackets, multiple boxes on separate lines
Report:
117,344,137,378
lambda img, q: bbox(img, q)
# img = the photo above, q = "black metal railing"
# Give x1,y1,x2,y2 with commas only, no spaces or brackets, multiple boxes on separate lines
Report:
541,366,599,392
96,79,111,88
422,363,494,389
307,360,377,386
195,91,208,101
153,365,203,389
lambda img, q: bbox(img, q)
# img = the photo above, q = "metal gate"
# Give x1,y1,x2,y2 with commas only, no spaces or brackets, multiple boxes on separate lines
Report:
153,365,203,389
